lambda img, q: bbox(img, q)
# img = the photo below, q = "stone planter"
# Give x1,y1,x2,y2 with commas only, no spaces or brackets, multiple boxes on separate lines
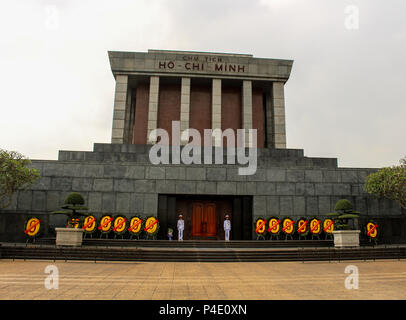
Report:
55,228,84,247
332,230,360,248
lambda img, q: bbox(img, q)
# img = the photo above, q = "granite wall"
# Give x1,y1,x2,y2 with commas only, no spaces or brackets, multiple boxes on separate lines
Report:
0,143,404,243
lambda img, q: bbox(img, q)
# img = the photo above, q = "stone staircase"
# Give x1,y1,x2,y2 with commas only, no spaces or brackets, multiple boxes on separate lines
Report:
1,240,404,262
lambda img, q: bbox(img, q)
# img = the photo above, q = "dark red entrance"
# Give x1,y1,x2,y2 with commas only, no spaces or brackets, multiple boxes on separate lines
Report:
192,202,217,239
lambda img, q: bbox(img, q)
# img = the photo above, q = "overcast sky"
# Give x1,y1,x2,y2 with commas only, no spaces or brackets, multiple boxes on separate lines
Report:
0,0,405,168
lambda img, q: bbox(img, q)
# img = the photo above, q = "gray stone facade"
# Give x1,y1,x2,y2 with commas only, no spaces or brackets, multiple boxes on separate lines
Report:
1,143,404,242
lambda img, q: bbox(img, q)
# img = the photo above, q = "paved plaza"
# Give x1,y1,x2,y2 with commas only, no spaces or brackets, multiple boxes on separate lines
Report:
0,259,405,300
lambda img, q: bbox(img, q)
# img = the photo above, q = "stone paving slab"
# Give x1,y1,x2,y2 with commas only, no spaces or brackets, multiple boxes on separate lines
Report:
0,260,405,300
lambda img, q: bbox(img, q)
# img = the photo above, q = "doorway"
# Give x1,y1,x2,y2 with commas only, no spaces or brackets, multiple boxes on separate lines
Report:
192,202,217,239
157,194,253,240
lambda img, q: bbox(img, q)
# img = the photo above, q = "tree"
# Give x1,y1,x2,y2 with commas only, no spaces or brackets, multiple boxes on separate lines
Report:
52,192,90,228
0,149,40,209
364,156,406,210
327,199,360,230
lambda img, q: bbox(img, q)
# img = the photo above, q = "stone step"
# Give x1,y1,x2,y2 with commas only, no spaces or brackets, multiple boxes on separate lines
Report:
57,147,337,168
1,243,404,262
36,238,335,248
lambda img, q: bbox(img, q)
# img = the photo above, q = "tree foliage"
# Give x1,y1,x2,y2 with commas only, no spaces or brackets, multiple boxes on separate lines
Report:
334,199,354,211
0,149,40,209
364,156,406,210
52,192,89,227
327,199,360,230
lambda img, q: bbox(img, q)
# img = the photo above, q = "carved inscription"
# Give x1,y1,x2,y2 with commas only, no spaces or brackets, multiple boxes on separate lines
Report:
157,55,246,73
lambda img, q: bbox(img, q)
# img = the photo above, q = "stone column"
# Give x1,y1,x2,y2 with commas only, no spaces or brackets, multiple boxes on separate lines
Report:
180,78,191,145
272,82,287,148
111,75,128,144
123,89,133,144
211,79,222,146
147,76,160,144
242,80,253,147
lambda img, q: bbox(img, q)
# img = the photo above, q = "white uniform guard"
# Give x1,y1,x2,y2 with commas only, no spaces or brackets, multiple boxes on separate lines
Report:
224,215,231,241
177,215,184,241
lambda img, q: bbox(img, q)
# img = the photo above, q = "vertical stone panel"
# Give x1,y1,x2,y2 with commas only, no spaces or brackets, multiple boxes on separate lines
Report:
272,82,286,148
212,79,222,145
180,78,191,145
123,89,133,143
111,75,128,144
242,80,253,147
265,90,273,148
252,87,265,148
147,76,160,144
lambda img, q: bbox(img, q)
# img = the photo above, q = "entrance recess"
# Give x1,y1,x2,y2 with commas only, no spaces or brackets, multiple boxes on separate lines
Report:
192,202,216,239
157,194,253,240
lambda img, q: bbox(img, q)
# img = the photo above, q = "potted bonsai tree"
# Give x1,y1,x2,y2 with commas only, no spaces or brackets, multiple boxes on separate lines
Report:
327,199,361,248
52,192,89,246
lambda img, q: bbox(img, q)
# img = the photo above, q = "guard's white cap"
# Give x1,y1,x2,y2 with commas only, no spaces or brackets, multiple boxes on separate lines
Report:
225,215,230,218
179,214,183,217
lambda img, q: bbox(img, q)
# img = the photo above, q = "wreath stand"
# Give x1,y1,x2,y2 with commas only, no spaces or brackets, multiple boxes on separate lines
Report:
146,234,157,240
369,237,378,246
256,234,266,240
25,237,36,244
100,233,109,239
269,234,280,241
298,234,307,241
84,233,93,239
285,234,293,241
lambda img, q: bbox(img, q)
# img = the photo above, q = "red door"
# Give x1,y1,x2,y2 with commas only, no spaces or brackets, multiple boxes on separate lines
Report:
192,202,217,239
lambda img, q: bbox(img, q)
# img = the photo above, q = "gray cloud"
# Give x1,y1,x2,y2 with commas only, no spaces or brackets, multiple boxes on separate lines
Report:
0,0,404,168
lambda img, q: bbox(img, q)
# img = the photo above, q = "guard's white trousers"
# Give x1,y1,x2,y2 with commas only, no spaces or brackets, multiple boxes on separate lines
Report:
178,229,183,241
225,230,230,241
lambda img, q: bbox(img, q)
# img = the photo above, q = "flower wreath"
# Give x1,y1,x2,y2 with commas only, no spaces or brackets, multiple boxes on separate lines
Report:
98,215,113,234
296,217,309,236
144,216,160,237
322,218,335,234
267,216,281,236
112,215,128,236
24,216,42,238
281,217,295,235
365,220,379,239
82,215,98,234
128,216,144,236
309,217,322,235
254,217,267,236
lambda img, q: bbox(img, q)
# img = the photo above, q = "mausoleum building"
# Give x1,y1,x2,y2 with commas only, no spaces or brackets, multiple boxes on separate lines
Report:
0,49,404,243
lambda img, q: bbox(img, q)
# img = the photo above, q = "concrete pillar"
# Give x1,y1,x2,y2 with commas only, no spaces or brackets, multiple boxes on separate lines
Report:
111,75,128,144
211,79,222,146
147,76,160,144
180,78,191,145
272,82,287,148
242,80,253,147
